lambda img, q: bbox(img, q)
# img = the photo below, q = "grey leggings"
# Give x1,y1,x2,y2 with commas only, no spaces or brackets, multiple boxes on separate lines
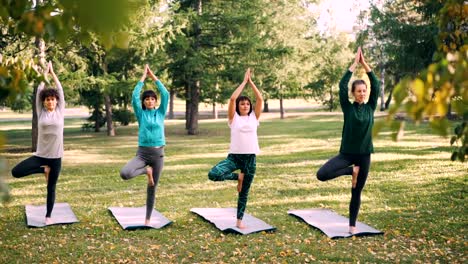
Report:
120,146,164,220
316,153,371,226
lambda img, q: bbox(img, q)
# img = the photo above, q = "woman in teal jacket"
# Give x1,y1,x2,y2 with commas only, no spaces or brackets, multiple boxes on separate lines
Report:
120,64,169,226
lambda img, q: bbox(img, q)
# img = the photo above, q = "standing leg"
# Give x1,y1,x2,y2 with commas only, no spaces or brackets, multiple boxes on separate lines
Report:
349,155,371,232
11,156,45,178
236,155,256,228
208,154,239,181
45,158,62,222
145,148,164,224
316,153,353,181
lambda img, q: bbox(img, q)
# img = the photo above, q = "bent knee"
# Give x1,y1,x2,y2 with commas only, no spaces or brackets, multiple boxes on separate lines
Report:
208,171,220,181
11,168,22,178
119,169,131,180
316,170,327,181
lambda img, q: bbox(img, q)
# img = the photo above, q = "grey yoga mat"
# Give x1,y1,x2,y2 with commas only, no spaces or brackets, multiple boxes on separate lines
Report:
25,203,79,227
288,208,383,239
108,206,172,230
190,207,276,235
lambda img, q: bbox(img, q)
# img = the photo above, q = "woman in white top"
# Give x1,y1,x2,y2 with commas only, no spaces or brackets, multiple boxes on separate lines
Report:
11,62,64,225
208,68,263,228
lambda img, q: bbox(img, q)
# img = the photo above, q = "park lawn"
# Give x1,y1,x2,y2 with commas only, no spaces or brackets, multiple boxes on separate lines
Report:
0,114,466,263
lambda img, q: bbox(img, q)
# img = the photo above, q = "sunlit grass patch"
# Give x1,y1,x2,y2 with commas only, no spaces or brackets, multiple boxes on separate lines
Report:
1,114,466,263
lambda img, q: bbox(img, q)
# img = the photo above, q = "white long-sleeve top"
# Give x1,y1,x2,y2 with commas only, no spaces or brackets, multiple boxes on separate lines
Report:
34,78,65,159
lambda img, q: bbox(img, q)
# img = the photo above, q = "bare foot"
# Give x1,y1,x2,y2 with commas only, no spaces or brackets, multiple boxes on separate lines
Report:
145,219,151,226
147,167,154,186
42,165,50,182
352,166,360,189
349,226,357,234
236,219,245,229
237,172,244,192
45,217,53,225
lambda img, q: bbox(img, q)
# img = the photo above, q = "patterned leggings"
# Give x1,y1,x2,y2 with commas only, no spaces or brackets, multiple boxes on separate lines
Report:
208,154,256,220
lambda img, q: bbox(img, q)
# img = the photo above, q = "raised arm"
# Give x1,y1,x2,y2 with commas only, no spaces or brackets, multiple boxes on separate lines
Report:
228,68,250,123
132,67,147,119
147,66,169,116
48,62,65,112
35,82,45,116
339,48,361,112
248,72,263,119
360,51,380,110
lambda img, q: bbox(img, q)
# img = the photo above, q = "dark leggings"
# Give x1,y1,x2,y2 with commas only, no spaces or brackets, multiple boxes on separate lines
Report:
208,154,256,220
11,156,62,217
316,153,370,226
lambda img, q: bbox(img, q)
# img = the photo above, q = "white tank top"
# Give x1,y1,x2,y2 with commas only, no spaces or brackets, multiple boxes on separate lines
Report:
229,112,260,154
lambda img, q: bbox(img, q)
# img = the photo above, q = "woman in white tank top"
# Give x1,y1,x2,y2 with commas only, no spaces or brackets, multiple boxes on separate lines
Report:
208,68,263,229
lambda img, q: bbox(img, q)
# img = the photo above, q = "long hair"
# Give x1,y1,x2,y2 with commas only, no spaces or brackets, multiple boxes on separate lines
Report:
141,90,158,110
235,95,253,116
351,80,367,93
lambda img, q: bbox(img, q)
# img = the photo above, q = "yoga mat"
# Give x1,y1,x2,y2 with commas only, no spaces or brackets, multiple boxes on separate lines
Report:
288,208,383,239
25,203,79,227
108,206,172,230
190,207,276,235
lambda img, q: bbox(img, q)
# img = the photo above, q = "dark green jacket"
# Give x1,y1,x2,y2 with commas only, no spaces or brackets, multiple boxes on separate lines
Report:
339,70,380,155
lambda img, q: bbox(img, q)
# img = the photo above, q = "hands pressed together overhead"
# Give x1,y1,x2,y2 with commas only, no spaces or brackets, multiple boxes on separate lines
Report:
140,64,158,82
242,67,257,86
349,47,371,73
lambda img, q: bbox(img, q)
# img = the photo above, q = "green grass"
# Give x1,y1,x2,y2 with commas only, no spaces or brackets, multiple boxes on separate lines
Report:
1,114,466,263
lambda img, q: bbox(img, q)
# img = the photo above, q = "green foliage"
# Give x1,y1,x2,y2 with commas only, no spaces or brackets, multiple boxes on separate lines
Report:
112,108,136,126
387,0,467,162
305,35,352,111
0,0,145,104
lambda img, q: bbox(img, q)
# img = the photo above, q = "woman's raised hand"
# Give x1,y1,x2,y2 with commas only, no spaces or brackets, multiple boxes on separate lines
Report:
140,64,148,82
358,48,371,72
243,68,250,84
147,65,158,81
355,47,362,65
48,61,54,75
359,48,366,64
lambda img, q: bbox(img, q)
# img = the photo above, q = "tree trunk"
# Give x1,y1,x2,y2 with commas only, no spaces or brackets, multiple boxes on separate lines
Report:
329,85,333,112
185,83,190,130
94,104,100,132
169,89,175,119
212,82,219,119
32,0,46,152
104,94,115,136
380,66,385,111
187,0,202,135
188,80,200,135
280,96,284,119
446,103,453,119
385,75,398,109
263,100,269,112
212,102,218,119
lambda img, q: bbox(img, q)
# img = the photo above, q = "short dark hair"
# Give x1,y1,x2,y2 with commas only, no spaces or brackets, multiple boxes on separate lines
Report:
351,80,367,93
235,95,253,116
141,90,158,110
39,88,60,104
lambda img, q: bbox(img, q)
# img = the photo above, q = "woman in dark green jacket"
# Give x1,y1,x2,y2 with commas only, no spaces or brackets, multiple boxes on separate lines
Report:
316,47,380,234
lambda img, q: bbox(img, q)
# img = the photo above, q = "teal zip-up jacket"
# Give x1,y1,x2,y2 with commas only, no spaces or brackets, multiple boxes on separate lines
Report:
339,70,380,155
132,80,169,147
